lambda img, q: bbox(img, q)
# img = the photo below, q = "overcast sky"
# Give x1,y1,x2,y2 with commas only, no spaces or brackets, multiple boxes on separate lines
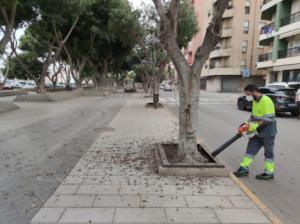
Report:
129,0,153,9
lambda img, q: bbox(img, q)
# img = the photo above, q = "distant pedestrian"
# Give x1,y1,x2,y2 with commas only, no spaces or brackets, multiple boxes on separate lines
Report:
296,88,300,119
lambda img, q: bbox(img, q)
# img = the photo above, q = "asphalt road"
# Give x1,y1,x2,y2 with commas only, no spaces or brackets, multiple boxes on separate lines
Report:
0,94,126,224
161,90,300,224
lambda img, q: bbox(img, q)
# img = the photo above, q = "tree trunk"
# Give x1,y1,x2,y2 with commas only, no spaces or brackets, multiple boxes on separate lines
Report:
177,72,203,163
153,74,160,109
37,76,46,94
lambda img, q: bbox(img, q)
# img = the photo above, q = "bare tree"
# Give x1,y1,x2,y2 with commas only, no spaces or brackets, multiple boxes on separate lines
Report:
152,0,229,162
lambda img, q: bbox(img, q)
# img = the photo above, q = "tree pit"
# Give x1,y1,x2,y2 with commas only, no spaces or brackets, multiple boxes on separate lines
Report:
155,143,229,177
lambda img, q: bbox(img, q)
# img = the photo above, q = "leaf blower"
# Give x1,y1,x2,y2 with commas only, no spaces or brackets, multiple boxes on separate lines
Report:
211,123,254,157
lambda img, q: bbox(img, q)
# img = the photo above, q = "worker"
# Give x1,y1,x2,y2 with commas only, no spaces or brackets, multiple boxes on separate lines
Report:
234,84,277,180
296,88,300,119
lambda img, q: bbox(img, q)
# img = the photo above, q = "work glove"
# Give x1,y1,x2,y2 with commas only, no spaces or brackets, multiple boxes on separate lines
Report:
248,122,260,133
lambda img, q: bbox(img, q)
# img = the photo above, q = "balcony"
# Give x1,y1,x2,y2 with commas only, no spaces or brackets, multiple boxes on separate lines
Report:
278,46,300,59
257,47,300,69
260,22,275,34
258,52,273,62
223,8,234,19
259,22,276,45
261,0,283,20
281,11,300,27
205,66,241,76
221,28,233,38
209,47,232,59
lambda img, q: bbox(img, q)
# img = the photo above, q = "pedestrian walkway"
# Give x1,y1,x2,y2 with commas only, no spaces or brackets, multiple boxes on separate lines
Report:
30,94,271,224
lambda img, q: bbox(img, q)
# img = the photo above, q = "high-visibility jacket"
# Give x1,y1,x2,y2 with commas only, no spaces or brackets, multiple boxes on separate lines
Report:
251,95,277,137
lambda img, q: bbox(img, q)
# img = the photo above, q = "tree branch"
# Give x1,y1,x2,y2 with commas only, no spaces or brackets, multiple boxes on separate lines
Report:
168,0,180,36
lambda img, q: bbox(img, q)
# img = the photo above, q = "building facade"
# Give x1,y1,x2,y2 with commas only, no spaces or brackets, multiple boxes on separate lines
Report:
187,0,268,92
256,0,300,84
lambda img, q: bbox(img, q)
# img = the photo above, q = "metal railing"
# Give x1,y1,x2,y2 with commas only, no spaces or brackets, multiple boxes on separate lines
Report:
258,52,273,62
260,22,275,34
281,11,300,27
278,46,300,59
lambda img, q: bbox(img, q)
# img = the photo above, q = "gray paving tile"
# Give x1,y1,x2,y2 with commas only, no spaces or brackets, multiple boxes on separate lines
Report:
94,195,140,207
31,208,65,223
228,196,257,209
58,208,115,223
45,195,95,207
203,185,244,195
114,208,166,223
214,208,271,223
76,184,120,195
141,195,186,207
165,208,219,223
53,185,79,195
120,185,142,194
185,195,233,208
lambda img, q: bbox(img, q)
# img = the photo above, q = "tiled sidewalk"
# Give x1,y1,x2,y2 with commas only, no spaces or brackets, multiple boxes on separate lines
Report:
30,94,271,224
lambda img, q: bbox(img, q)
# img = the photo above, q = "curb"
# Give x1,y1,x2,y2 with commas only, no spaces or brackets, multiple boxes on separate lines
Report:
230,173,283,224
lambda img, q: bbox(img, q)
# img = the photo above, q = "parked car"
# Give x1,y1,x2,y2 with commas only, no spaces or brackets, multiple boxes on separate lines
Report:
237,87,298,116
2,80,14,90
22,82,37,89
163,84,172,91
159,83,165,90
56,83,66,88
266,82,300,90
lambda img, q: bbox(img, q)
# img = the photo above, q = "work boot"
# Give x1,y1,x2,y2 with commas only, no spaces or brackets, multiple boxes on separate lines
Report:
256,173,274,180
233,167,249,177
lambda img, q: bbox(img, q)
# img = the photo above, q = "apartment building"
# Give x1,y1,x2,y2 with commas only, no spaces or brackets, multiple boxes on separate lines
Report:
256,0,300,84
187,0,268,92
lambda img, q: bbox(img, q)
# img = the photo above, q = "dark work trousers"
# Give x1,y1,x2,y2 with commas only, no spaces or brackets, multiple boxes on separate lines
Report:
246,136,275,160
298,102,300,119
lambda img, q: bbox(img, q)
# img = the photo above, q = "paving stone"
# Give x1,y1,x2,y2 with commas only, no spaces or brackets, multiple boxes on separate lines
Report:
58,208,115,223
114,208,166,223
185,195,233,208
141,195,186,207
165,208,219,223
203,185,244,195
76,184,120,195
45,195,95,207
214,208,271,223
94,195,140,207
120,185,142,194
31,208,65,223
63,175,86,184
228,196,257,209
53,185,79,195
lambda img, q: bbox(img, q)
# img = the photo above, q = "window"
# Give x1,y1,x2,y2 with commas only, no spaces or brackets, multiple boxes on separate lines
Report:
245,0,250,14
243,20,249,33
241,40,248,52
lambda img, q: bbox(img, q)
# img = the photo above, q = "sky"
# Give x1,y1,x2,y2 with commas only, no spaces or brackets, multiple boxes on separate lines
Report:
129,0,153,9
